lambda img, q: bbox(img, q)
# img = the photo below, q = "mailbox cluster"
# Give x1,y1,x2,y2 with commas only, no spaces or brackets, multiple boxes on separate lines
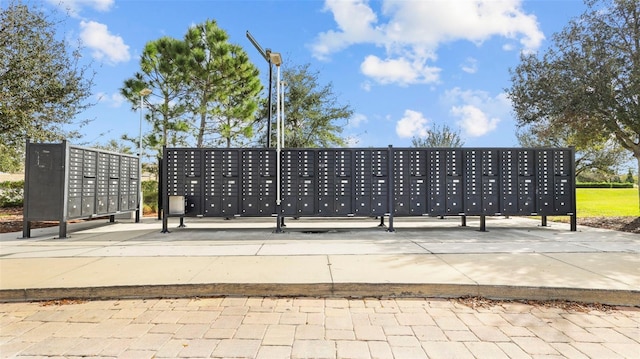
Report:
162,146,576,232
23,141,140,238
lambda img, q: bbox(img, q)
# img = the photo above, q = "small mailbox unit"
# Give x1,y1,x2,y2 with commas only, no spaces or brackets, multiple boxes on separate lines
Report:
23,141,140,238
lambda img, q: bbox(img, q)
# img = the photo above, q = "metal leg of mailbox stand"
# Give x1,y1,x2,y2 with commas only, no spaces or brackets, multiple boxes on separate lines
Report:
541,216,548,227
461,216,467,227
570,214,577,231
275,207,283,233
178,216,185,228
387,213,395,232
479,215,487,232
161,212,170,233
58,221,68,239
22,220,31,239
378,216,386,227
280,217,286,227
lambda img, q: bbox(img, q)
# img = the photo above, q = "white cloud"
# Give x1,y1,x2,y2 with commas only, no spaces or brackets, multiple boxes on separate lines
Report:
80,21,130,64
451,105,500,137
461,57,478,74
396,109,429,138
96,92,125,108
443,87,511,137
311,0,382,61
348,113,368,128
312,0,544,86
47,0,114,16
361,55,440,86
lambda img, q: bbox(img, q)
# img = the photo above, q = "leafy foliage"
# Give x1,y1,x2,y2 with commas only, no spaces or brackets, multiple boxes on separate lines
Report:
0,180,24,207
507,0,640,207
268,63,352,148
183,20,262,148
121,37,191,159
411,124,465,148
0,1,94,172
516,123,627,176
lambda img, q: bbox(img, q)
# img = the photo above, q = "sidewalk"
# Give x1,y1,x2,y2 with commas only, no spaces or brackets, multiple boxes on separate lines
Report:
1,216,639,306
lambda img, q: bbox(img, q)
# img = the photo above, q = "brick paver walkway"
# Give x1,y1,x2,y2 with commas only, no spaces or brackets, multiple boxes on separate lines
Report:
1,297,638,358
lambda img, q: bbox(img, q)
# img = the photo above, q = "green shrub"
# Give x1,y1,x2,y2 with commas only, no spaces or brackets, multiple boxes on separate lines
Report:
0,180,24,207
142,180,158,212
576,182,633,188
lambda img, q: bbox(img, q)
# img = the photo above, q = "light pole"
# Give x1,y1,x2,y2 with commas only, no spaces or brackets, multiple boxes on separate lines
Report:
269,52,284,232
137,88,152,223
246,31,278,148
280,81,287,148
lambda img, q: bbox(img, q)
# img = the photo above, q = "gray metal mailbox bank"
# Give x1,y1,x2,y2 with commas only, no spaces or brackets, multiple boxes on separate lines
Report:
23,141,140,238
162,146,576,232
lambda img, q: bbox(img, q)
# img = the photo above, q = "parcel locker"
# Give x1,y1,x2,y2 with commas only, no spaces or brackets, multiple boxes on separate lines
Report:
409,150,427,214
445,150,463,214
499,150,518,215
354,150,373,215
221,150,240,216
428,150,446,215
335,150,353,215
554,149,574,214
281,150,299,215
260,150,277,215
517,150,535,214
96,152,109,214
23,141,140,238
554,176,573,213
295,150,316,215
317,150,335,215
204,149,222,216
370,150,389,215
393,149,410,215
81,149,97,217
536,150,555,214
128,157,140,211
241,150,260,215
464,150,482,214
480,150,499,215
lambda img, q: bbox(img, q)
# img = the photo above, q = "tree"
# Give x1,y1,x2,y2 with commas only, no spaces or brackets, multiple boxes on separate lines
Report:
516,122,627,177
268,63,352,148
0,1,93,172
411,124,465,147
182,20,262,148
120,37,191,159
507,0,640,208
625,168,635,184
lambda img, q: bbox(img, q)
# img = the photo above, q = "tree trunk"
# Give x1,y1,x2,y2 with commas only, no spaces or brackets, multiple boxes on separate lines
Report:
636,155,640,211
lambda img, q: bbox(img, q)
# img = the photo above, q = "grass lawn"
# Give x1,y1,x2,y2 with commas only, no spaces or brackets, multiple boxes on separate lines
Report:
576,188,639,217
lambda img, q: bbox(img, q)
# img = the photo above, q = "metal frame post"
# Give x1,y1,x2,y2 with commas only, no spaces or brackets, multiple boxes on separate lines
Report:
387,145,395,232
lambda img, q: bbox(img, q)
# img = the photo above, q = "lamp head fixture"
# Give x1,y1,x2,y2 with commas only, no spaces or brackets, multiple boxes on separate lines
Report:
269,52,282,66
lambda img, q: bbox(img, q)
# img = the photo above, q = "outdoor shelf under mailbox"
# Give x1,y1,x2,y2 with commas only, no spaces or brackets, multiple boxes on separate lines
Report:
161,146,576,232
22,140,140,238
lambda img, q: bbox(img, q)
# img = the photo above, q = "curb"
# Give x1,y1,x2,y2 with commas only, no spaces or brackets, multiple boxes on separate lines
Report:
2,283,638,307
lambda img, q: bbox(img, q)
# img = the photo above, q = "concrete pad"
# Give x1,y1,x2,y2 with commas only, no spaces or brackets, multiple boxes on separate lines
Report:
258,239,428,255
0,258,101,288
190,256,332,283
440,253,638,290
546,253,640,288
20,257,215,288
328,254,476,284
82,244,263,257
416,241,599,254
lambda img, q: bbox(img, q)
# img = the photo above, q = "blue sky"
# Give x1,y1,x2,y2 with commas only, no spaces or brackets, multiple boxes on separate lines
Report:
39,0,587,149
